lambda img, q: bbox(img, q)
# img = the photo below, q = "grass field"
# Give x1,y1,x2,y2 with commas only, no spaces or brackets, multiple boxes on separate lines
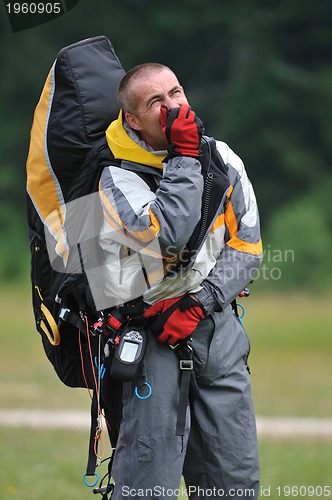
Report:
0,428,331,499
0,286,332,499
0,428,92,500
243,291,332,418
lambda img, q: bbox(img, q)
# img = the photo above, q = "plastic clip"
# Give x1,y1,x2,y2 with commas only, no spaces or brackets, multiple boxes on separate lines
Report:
179,359,193,370
94,356,106,379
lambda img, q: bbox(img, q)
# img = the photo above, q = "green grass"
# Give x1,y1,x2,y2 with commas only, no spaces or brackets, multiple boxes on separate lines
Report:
0,286,89,410
258,438,332,495
1,287,331,416
242,292,332,417
0,428,100,500
1,286,332,499
0,427,331,500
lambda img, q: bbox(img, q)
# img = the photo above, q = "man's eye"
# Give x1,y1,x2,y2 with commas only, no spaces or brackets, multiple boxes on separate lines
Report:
150,99,161,107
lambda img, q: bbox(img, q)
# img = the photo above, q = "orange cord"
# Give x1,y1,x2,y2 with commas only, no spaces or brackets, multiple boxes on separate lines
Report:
78,329,93,400
79,315,111,461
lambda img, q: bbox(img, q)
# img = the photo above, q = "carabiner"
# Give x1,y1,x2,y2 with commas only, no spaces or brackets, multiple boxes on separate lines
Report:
135,382,152,400
83,472,99,488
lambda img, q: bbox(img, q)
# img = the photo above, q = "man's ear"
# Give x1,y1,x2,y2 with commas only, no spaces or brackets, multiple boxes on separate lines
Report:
124,112,142,131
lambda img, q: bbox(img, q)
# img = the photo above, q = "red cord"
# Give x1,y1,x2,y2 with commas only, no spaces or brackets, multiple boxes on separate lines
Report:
78,329,93,400
80,315,110,460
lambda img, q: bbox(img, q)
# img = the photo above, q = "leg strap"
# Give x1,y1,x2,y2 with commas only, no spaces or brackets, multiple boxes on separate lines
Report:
174,341,194,436
85,390,99,477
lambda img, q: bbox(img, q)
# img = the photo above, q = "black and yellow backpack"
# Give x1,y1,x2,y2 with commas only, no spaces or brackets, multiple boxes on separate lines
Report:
26,36,125,493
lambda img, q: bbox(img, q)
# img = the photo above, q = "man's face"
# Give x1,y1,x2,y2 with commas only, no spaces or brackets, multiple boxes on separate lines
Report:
125,68,189,150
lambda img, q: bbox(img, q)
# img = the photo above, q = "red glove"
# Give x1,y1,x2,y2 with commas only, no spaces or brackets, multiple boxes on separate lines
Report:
143,294,205,346
160,104,204,158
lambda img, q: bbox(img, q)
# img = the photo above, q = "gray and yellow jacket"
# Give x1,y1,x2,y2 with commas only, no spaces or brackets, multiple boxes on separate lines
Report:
98,112,263,312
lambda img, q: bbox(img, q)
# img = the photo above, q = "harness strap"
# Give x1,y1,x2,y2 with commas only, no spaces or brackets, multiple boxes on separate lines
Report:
231,299,238,317
85,390,99,477
58,307,86,332
39,302,61,346
174,341,194,436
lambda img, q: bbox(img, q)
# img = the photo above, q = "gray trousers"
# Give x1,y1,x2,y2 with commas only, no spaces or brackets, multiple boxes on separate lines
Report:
111,306,260,499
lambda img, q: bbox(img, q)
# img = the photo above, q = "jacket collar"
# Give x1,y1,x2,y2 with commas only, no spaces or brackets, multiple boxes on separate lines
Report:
106,110,166,170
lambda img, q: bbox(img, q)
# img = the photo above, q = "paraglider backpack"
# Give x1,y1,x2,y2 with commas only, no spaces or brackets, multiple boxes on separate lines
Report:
26,36,126,489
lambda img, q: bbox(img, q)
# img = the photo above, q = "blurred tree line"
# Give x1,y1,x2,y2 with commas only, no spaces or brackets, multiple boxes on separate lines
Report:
0,0,331,290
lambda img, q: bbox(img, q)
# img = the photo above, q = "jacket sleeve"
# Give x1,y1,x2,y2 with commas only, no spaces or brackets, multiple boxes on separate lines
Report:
99,156,204,259
195,141,263,313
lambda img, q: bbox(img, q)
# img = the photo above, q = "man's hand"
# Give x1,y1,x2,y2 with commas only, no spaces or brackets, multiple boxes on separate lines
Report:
143,294,205,346
160,104,204,158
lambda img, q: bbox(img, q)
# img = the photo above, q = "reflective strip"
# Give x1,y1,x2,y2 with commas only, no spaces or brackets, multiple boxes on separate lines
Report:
148,207,161,235
26,64,69,263
224,200,238,239
224,183,262,255
210,214,225,232
227,236,263,255
99,185,159,244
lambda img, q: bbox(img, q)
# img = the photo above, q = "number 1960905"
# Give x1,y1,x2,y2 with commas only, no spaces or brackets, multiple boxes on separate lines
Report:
6,3,62,14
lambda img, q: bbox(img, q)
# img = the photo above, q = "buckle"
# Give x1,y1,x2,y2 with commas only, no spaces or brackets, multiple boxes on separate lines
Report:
59,307,70,321
179,359,193,371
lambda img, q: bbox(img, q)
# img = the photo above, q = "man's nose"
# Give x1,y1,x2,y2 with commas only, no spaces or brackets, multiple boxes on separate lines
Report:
164,96,182,109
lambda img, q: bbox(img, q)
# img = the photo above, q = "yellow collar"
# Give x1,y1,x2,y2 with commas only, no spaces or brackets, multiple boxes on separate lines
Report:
106,110,165,169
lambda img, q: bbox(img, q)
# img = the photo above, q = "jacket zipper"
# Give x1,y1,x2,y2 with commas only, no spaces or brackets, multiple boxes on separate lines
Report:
193,171,214,251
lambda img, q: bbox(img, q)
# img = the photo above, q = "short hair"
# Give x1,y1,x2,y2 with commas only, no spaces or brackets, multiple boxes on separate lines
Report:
117,63,174,115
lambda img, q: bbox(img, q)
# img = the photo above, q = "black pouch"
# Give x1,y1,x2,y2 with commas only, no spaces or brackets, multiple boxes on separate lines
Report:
110,325,147,381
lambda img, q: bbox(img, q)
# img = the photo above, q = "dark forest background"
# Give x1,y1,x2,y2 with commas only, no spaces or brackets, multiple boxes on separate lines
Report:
0,0,331,290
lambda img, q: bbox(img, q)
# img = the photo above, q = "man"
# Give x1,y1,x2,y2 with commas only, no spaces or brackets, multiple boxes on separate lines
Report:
98,63,262,499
